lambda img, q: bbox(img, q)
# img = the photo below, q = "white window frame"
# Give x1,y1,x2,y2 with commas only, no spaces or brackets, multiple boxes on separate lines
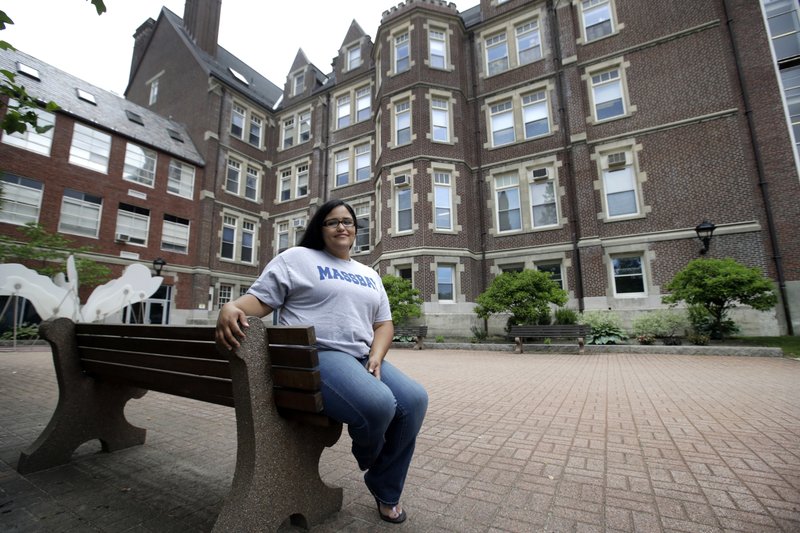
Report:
0,174,43,225
485,32,509,76
522,90,550,139
230,103,246,139
433,171,453,231
394,99,412,146
59,188,102,238
148,77,159,105
536,261,564,290
280,108,312,149
516,20,542,65
436,264,456,303
429,28,447,70
161,214,190,254
277,221,290,253
580,0,616,43
337,94,351,129
599,149,641,220
395,179,413,234
494,173,522,233
276,161,310,202
221,213,258,263
529,167,558,229
116,203,150,246
335,150,350,187
431,97,450,143
347,44,362,71
249,113,263,147
591,67,626,122
245,166,259,201
356,86,371,122
293,72,305,96
354,203,371,253
394,32,410,74
1,99,55,156
167,159,195,199
611,254,646,297
123,142,156,187
490,100,515,147
69,123,111,174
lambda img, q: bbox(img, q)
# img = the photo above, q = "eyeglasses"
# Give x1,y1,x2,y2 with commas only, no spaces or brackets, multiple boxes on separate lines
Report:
322,218,355,228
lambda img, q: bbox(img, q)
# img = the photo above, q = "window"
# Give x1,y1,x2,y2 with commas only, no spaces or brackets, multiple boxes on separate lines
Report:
437,265,455,302
277,162,309,201
123,142,156,187
530,167,558,228
780,66,800,157
218,284,233,307
523,90,549,139
226,159,241,194
282,117,295,149
167,159,195,199
116,203,150,245
486,32,509,76
280,169,292,201
296,164,308,197
501,264,524,274
231,104,246,138
221,214,258,262
337,95,351,129
355,204,370,252
356,87,371,122
581,0,615,42
293,72,305,96
612,255,645,295
491,100,515,146
395,180,413,233
225,158,259,200
355,144,371,181
1,100,55,156
395,100,411,146
601,151,639,218
434,172,453,231
281,109,312,148
429,29,447,69
347,44,361,70
495,174,521,232
161,214,190,253
395,32,410,73
59,189,102,237
765,0,800,62
276,222,290,253
335,150,350,187
76,88,96,105
249,114,263,147
69,123,111,173
125,110,144,126
397,265,412,282
0,174,43,225
333,143,371,188
537,262,564,289
245,166,259,201
149,77,159,105
516,20,542,65
591,68,625,121
431,97,450,142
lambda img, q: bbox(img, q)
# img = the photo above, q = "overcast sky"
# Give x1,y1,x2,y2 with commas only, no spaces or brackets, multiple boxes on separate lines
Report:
2,0,479,96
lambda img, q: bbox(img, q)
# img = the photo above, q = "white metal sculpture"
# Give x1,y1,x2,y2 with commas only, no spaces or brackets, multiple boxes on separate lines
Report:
0,256,163,323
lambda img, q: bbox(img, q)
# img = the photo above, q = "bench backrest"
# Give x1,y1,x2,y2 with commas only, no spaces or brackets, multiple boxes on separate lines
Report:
73,322,324,417
508,324,592,337
394,325,428,337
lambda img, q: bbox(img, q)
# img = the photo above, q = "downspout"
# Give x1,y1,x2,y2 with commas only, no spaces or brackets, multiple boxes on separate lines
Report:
721,0,793,334
548,0,585,312
468,29,489,331
321,91,331,202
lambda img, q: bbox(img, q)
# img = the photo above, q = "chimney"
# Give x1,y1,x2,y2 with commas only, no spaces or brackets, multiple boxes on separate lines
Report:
183,0,221,57
130,18,156,85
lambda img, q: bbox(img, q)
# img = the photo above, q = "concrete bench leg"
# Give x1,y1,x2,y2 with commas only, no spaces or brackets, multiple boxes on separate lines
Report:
17,318,146,475
213,318,343,533
413,336,425,350
514,336,524,354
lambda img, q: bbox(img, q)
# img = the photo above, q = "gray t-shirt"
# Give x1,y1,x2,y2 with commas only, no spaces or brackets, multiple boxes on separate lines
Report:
247,247,392,357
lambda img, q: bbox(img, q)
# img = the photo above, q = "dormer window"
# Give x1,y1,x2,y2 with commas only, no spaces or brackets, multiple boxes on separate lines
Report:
76,88,96,105
167,128,184,143
16,62,40,80
347,44,361,71
229,67,249,86
293,72,305,96
125,110,144,126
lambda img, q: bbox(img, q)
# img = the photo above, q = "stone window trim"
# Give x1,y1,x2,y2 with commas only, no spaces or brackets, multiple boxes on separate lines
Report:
278,105,313,151
229,99,266,149
352,199,373,254
482,81,557,149
590,139,650,223
478,8,547,79
387,91,416,149
219,210,260,265
574,0,624,45
330,137,373,189
386,22,416,78
425,89,459,145
430,259,465,304
275,158,312,203
583,56,636,124
224,151,263,203
273,211,308,254
332,83,373,130
387,165,418,236
426,163,462,234
424,21,454,72
602,247,657,299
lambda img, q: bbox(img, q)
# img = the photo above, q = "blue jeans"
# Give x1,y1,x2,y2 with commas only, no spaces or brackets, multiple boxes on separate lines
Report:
317,350,428,506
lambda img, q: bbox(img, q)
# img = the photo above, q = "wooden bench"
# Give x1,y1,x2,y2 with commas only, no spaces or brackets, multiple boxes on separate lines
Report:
17,316,342,532
393,325,428,350
508,324,592,354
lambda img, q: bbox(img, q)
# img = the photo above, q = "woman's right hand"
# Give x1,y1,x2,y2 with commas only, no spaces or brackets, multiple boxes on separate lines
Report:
215,301,249,351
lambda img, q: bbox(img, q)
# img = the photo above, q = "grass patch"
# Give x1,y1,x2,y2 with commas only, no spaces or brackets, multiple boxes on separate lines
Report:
727,336,800,357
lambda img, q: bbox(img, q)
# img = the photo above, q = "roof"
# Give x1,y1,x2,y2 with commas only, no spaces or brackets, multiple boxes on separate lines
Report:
460,4,482,28
160,8,283,111
0,48,204,166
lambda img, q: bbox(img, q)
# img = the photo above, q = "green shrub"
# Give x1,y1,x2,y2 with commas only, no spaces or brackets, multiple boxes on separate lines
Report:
0,323,40,340
632,309,689,340
688,304,739,338
470,325,488,342
636,334,655,345
688,333,710,346
579,310,628,345
381,275,423,326
554,307,579,325
536,308,552,325
435,335,445,343
475,270,567,330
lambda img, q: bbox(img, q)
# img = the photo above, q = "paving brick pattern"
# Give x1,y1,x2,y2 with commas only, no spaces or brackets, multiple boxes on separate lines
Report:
1,349,798,532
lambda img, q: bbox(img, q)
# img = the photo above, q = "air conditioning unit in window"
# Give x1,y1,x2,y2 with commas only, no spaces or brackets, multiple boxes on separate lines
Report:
292,218,306,228
530,167,549,181
115,233,131,243
393,175,410,187
608,152,627,168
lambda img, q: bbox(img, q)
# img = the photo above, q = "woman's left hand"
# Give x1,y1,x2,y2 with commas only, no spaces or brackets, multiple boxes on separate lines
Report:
367,354,383,380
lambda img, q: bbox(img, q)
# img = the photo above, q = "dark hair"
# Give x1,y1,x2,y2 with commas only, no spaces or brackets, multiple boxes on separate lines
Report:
298,199,358,250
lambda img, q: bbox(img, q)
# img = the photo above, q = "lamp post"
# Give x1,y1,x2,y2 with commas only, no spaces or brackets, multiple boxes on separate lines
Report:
152,257,167,276
695,220,716,255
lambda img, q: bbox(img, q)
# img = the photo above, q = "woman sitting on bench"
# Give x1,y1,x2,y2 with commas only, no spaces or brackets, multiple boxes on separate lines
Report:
216,199,428,524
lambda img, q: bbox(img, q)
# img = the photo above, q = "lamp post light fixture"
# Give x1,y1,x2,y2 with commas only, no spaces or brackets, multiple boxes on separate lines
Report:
152,257,167,276
695,220,716,255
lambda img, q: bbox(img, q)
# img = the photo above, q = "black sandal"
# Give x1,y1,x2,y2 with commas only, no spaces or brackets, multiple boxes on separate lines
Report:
375,497,407,524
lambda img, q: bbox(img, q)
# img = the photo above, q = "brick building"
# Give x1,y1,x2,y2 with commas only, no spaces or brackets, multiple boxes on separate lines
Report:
4,0,798,336
0,49,205,325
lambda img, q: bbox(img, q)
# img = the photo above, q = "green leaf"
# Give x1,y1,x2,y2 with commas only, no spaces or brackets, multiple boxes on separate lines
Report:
90,0,107,16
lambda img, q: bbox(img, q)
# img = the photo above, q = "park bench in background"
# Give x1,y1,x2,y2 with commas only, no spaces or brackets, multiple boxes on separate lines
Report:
508,324,592,354
394,325,428,350
17,317,341,532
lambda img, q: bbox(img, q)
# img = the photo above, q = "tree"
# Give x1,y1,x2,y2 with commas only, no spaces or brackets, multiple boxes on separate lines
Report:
0,1,106,134
474,270,567,329
662,258,777,339
381,275,423,326
0,223,111,288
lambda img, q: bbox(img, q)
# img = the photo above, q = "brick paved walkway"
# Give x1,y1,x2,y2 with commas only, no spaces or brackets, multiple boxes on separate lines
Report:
1,349,798,532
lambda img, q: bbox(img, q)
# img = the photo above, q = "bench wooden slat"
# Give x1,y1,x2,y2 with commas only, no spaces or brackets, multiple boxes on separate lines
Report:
76,335,222,360
76,323,215,341
509,325,591,337
268,325,316,346
274,389,324,413
79,347,230,378
272,367,321,390
270,345,318,367
80,359,234,406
